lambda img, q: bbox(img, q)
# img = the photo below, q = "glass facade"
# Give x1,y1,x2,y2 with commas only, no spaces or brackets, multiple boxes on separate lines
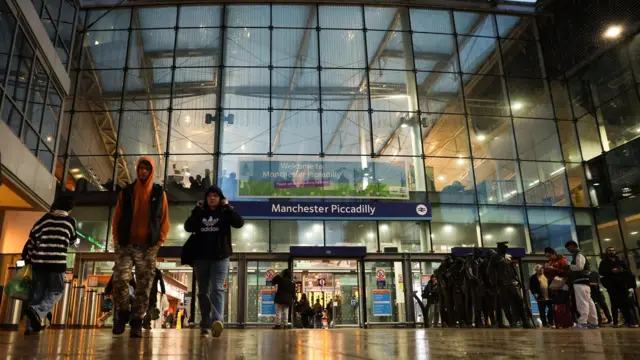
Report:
0,0,66,172
58,4,614,257
31,0,78,69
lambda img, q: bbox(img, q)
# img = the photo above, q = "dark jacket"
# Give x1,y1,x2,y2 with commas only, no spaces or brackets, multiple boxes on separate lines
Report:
598,256,636,292
273,272,295,306
183,204,244,260
115,183,167,247
529,274,542,298
422,280,439,301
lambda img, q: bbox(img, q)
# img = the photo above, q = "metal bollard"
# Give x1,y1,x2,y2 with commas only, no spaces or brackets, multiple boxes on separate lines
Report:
51,281,72,329
69,285,86,328
0,266,24,331
82,290,99,328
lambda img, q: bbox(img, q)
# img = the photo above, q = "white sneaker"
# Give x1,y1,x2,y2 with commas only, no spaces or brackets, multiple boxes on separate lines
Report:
212,321,224,338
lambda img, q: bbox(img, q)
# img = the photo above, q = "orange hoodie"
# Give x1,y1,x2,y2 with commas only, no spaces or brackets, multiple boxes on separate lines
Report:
112,156,170,246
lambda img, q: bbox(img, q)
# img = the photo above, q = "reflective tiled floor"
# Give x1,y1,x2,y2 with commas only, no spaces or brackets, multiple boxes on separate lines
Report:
1,328,639,359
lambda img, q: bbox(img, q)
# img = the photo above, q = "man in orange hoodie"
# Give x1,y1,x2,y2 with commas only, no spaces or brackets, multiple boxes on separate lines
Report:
111,156,169,338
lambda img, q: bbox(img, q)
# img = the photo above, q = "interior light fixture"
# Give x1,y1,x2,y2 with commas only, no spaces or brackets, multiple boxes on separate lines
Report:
94,40,99,45
438,175,445,181
46,136,53,142
476,134,486,141
505,226,515,233
603,25,623,39
367,232,375,239
443,225,453,233
593,183,600,186
401,123,408,128
549,167,565,176
604,238,611,242
632,231,639,235
380,224,389,232
457,158,464,165
484,234,493,240
529,180,540,187
511,102,523,110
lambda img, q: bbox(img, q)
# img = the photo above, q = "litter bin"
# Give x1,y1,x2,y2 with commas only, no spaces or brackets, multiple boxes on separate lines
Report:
0,266,24,331
51,281,73,328
82,290,99,328
69,285,86,328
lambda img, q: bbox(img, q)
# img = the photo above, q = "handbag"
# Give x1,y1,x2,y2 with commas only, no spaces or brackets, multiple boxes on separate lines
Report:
5,265,32,301
101,297,114,313
549,276,567,291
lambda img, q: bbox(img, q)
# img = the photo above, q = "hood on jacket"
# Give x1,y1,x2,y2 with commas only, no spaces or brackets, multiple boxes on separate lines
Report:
204,185,226,201
135,156,156,191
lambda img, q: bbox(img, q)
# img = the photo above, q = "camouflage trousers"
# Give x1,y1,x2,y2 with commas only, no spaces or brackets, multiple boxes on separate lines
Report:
113,244,158,318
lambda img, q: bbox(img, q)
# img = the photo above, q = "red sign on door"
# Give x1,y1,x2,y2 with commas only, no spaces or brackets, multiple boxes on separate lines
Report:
265,269,276,281
376,268,386,281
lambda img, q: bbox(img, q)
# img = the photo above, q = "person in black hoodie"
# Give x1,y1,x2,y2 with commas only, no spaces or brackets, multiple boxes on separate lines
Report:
598,247,639,328
272,269,295,329
184,185,244,337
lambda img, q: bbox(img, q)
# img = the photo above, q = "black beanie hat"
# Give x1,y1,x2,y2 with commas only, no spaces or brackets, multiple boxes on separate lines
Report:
51,193,75,212
205,185,225,201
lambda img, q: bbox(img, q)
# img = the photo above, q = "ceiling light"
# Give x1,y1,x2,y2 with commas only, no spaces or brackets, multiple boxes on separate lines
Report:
46,136,53,142
177,224,183,230
180,233,186,239
549,167,565,176
476,134,486,141
367,232,375,239
632,231,639,235
488,196,494,201
635,127,640,133
457,158,464,165
604,238,611,242
484,234,493,240
603,25,623,39
305,232,312,239
505,226,515,233
313,224,322,232
380,224,389,232
187,141,192,149
438,176,445,181
511,102,523,110
529,180,540,187
245,223,254,231
70,168,80,174
443,225,453,233
401,123,408,128
94,40,99,45
593,183,600,186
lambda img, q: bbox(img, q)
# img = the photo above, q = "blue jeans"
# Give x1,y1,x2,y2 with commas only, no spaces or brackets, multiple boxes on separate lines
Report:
194,258,229,328
29,267,64,322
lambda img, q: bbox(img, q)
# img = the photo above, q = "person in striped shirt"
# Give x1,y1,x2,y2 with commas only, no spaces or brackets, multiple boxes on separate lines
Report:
24,194,79,334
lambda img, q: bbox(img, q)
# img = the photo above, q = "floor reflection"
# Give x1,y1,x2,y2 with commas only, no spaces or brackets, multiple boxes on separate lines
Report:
0,328,639,359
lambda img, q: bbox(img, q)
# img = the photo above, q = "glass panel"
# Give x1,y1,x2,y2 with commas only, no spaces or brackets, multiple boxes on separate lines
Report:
164,205,191,246
176,28,222,65
232,220,269,252
220,110,269,153
369,70,414,112
137,7,177,28
496,15,535,40
77,38,108,69
6,29,34,111
423,114,469,158
224,28,269,67
527,208,575,254
378,221,429,253
86,9,131,30
411,33,456,72
41,87,61,147
58,0,75,49
576,113,603,161
474,159,523,205
619,193,640,251
630,33,640,81
454,12,495,37
319,30,366,69
323,69,367,110
458,36,501,75
425,157,475,204
550,81,573,120
65,155,115,192
271,110,321,154
364,261,401,322
73,206,110,252
566,164,589,208
169,110,216,154
430,204,479,251
417,72,463,114
178,5,222,27
520,161,570,206
22,123,39,155
513,118,563,161
246,261,288,323
116,111,169,155
272,5,315,28
507,77,553,119
226,5,270,27
165,154,214,203
223,68,270,109
558,121,582,162
25,60,47,130
116,155,165,188
409,9,452,34
574,209,600,256
0,4,16,85
364,7,398,31
319,5,362,29
272,28,318,68
464,75,509,116
39,141,54,171
594,204,624,254
67,110,120,156
325,221,377,250
587,47,633,107
271,220,324,252
323,109,371,156
596,89,640,150
2,98,24,137
479,206,528,250
501,39,542,78
468,115,517,159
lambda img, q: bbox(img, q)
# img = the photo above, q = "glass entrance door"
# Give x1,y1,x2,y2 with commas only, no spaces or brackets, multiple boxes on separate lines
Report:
293,259,361,327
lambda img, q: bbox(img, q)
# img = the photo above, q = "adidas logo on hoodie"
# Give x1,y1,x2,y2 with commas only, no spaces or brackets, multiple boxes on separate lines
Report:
201,216,220,232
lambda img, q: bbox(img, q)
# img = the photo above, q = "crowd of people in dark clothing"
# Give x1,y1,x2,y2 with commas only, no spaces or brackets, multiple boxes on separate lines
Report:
421,241,639,329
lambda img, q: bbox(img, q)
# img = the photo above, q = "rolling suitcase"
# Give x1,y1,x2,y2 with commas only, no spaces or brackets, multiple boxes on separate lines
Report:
553,303,574,328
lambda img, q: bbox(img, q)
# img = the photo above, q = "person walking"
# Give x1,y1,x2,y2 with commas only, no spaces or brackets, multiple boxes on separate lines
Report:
529,264,553,328
544,247,572,328
565,241,598,329
272,269,295,329
143,268,166,329
184,185,244,337
598,247,639,328
23,194,79,335
111,157,170,338
422,275,440,328
296,294,312,328
589,271,613,326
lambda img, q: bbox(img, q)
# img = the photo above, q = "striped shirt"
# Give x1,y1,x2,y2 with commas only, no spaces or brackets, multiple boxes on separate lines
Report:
27,211,79,272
